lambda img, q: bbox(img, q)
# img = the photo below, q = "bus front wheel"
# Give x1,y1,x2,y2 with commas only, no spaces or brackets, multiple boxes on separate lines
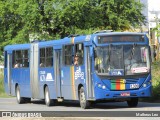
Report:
16,85,24,104
127,98,138,107
45,86,54,106
79,87,90,109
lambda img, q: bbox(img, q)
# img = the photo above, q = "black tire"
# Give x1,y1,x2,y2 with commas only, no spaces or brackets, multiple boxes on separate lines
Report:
16,85,24,104
23,98,31,103
79,87,90,109
45,86,54,106
127,98,138,107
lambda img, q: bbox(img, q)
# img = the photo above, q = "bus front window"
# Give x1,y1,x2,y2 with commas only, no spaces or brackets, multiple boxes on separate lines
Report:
124,45,150,75
95,45,150,76
95,46,124,75
95,47,109,74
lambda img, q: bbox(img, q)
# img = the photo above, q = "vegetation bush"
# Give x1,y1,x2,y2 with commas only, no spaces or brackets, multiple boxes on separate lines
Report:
0,70,5,97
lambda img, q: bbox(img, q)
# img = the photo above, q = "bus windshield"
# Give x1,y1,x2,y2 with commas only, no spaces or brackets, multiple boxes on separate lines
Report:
94,45,150,76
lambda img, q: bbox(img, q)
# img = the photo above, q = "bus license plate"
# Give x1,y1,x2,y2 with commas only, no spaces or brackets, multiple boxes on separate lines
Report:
120,92,130,96
130,84,139,89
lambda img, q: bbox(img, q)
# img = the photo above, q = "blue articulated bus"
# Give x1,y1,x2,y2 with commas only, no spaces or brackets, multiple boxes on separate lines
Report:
4,31,152,109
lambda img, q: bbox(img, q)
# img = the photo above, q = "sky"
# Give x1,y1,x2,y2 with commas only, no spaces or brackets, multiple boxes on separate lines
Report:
148,0,160,11
141,0,160,28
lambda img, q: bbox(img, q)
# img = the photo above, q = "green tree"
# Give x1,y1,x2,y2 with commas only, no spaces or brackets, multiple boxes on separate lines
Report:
0,0,146,57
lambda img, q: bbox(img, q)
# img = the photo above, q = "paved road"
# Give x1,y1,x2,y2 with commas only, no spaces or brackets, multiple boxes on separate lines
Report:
0,98,160,111
0,98,160,120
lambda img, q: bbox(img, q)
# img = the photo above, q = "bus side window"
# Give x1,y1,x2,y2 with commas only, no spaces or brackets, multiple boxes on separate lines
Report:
74,43,84,65
12,50,29,68
22,50,29,68
40,47,53,68
13,50,22,68
46,47,53,67
63,45,73,66
40,48,45,67
4,51,7,68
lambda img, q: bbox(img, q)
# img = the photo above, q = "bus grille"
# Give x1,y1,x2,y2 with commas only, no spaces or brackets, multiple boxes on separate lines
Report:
125,79,139,84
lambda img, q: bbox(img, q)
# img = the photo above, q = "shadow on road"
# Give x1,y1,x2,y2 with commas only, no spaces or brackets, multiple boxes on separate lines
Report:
30,99,130,109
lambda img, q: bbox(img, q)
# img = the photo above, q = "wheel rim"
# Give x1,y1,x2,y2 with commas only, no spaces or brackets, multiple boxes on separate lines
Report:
45,89,49,104
80,91,86,104
17,88,20,102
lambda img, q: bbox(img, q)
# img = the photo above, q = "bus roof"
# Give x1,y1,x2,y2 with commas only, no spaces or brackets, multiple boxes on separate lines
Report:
4,32,148,51
94,32,146,36
4,43,30,51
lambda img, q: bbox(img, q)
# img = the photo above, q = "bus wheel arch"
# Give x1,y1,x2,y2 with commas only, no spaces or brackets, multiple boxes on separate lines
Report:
15,83,18,93
78,84,83,99
43,84,47,98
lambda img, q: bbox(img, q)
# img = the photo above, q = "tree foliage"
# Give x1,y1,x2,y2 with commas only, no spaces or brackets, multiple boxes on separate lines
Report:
153,24,160,37
0,0,146,56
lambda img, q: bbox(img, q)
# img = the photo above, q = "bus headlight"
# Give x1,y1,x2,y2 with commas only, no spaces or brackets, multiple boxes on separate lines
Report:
97,83,106,89
98,83,102,88
102,85,106,89
143,84,147,88
143,80,151,88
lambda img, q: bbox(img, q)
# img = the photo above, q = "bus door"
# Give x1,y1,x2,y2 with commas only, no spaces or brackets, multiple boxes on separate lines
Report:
6,51,12,95
54,49,62,99
30,43,39,98
85,46,94,100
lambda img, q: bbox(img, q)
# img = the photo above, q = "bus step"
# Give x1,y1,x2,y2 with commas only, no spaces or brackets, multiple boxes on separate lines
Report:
57,98,64,102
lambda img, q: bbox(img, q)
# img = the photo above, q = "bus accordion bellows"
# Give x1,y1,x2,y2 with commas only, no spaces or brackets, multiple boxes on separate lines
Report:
4,31,152,109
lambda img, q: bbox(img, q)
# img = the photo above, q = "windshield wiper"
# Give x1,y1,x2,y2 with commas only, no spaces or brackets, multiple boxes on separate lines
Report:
131,43,137,60
108,44,112,62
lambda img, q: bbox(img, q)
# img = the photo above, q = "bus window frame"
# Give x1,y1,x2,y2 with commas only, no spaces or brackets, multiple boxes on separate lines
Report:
74,43,84,66
4,51,7,68
63,43,84,66
39,46,53,68
12,49,30,68
63,44,74,66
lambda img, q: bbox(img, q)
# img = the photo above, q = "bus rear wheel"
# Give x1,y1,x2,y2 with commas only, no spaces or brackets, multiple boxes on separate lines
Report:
127,98,138,107
79,87,90,109
45,86,54,106
23,98,31,103
16,85,24,104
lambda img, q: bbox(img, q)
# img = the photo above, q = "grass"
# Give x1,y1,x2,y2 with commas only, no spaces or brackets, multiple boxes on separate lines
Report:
0,69,11,97
146,60,160,102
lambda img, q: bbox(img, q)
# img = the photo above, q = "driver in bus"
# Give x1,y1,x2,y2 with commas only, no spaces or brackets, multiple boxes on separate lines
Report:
125,55,137,71
74,53,79,65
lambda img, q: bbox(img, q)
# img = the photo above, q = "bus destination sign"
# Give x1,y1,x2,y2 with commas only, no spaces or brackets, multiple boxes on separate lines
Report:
98,35,145,44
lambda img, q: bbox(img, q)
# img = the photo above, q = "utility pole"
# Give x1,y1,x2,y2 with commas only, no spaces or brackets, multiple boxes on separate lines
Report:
149,10,160,61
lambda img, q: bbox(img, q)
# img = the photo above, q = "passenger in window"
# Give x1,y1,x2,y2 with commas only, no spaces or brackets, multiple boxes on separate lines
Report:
14,60,20,68
40,63,45,67
74,53,79,65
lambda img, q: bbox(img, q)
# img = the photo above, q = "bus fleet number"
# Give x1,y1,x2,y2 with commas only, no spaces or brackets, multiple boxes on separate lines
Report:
130,84,139,89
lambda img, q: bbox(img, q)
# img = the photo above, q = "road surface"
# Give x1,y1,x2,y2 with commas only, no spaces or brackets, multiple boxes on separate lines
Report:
0,98,160,120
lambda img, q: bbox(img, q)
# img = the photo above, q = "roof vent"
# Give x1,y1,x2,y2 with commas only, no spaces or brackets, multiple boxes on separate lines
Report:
31,40,45,43
68,34,80,38
94,30,113,34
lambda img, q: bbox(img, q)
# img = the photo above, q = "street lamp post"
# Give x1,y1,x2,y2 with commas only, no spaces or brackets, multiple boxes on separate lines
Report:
149,10,160,60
